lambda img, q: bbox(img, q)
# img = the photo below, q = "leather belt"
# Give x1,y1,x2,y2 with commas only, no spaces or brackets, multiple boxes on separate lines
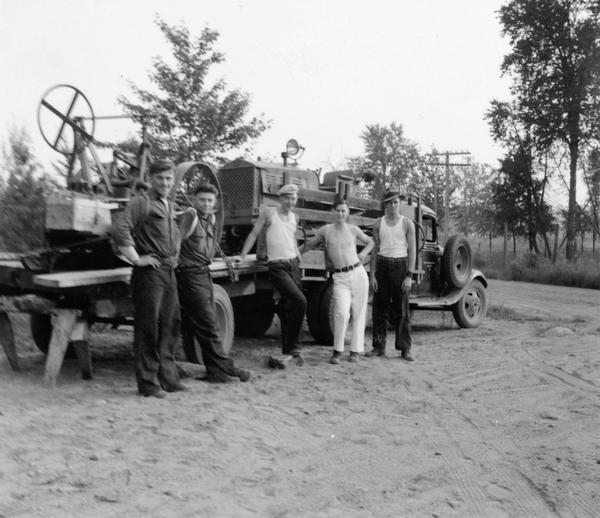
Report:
334,261,362,273
157,256,178,268
268,257,299,266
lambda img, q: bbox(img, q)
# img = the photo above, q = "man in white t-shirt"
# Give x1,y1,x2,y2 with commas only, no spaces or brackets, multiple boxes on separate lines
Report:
303,196,374,364
239,184,306,363
366,190,416,361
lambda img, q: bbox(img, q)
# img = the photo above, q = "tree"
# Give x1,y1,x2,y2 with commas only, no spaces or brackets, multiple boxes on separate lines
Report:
119,17,270,164
0,127,57,252
497,0,600,259
349,122,422,198
490,149,554,254
487,100,556,255
452,163,496,237
583,147,600,250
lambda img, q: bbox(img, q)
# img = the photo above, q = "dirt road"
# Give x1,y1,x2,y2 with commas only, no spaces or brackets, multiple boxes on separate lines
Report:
1,279,599,517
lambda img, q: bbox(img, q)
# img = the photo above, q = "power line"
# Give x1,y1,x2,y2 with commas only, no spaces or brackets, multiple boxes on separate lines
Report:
425,151,471,237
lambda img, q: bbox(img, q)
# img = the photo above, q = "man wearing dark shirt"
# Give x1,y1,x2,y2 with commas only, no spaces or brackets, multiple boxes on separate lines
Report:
113,159,186,397
177,183,251,383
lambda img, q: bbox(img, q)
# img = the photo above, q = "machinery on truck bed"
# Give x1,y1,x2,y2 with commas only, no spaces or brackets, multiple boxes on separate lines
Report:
0,85,487,385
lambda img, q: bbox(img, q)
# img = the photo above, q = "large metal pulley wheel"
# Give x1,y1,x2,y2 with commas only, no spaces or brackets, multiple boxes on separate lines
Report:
37,84,96,156
172,161,225,243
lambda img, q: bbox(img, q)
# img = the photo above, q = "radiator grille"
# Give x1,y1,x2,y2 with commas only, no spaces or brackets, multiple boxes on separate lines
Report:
218,167,258,214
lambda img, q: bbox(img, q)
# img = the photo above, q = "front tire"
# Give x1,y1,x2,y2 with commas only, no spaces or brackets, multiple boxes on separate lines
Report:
452,279,488,328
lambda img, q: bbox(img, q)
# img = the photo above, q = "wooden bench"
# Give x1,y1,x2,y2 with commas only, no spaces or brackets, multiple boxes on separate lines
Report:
0,294,90,387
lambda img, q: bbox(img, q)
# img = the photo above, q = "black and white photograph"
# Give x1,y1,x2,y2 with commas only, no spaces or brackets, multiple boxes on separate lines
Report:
1,1,599,516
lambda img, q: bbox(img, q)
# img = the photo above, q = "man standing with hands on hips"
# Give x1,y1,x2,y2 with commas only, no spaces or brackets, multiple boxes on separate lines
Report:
366,190,416,361
114,159,186,397
238,184,306,365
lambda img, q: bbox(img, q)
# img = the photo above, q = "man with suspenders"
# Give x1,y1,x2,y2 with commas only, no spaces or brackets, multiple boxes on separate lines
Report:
239,184,307,364
177,183,252,383
366,190,417,361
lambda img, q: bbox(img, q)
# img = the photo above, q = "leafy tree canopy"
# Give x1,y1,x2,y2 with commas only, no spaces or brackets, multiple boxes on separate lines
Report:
0,127,57,252
494,0,600,258
119,17,270,164
348,122,422,198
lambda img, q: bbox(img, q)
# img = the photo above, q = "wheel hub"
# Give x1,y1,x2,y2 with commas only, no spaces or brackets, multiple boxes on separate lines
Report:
464,289,481,317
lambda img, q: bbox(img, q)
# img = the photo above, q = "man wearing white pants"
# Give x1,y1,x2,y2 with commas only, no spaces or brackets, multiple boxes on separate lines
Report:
304,196,374,363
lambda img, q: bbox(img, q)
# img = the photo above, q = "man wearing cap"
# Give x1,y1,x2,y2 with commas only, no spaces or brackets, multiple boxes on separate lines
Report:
114,159,186,397
303,196,374,364
366,190,416,361
239,183,306,363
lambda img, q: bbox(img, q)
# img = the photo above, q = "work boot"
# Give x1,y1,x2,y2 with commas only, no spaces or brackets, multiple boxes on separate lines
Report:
203,368,232,383
163,381,188,392
292,352,305,366
140,388,167,399
349,352,359,363
329,350,342,365
235,368,252,382
365,348,386,358
401,352,414,362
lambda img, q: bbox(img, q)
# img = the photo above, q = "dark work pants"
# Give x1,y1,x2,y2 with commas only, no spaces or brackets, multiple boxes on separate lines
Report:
176,266,237,377
268,258,307,355
131,265,180,393
372,256,412,353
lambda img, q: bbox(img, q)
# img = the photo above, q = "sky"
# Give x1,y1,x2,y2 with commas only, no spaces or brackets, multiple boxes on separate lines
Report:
0,0,512,175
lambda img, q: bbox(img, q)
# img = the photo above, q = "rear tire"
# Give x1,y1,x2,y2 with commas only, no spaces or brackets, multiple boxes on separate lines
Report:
442,235,472,289
307,282,334,345
452,279,488,328
213,284,235,355
29,313,77,358
178,285,236,363
233,292,275,337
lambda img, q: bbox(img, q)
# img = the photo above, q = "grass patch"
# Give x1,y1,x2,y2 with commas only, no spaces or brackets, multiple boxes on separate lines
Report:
509,253,600,289
487,304,545,322
473,247,600,289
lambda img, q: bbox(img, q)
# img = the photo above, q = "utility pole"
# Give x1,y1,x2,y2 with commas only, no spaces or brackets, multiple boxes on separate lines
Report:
426,151,471,238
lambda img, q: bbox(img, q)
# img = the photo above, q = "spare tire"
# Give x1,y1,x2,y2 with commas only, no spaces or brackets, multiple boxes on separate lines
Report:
441,235,472,289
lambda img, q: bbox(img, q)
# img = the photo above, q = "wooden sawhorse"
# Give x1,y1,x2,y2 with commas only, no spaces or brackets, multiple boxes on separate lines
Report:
0,295,92,387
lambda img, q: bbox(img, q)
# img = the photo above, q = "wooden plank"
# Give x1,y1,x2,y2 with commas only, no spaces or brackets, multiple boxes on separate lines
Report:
0,294,57,314
34,267,132,288
45,309,79,387
72,340,93,380
33,256,265,288
297,188,382,210
294,207,377,227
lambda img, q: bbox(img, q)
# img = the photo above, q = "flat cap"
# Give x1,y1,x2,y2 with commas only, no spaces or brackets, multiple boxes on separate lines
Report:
149,159,175,175
382,190,400,204
278,183,299,196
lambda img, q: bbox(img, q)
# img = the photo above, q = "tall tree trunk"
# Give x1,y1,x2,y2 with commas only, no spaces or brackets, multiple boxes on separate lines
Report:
566,136,579,260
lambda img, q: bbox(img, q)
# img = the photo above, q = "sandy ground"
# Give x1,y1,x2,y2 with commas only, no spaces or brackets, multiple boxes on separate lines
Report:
1,279,600,518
